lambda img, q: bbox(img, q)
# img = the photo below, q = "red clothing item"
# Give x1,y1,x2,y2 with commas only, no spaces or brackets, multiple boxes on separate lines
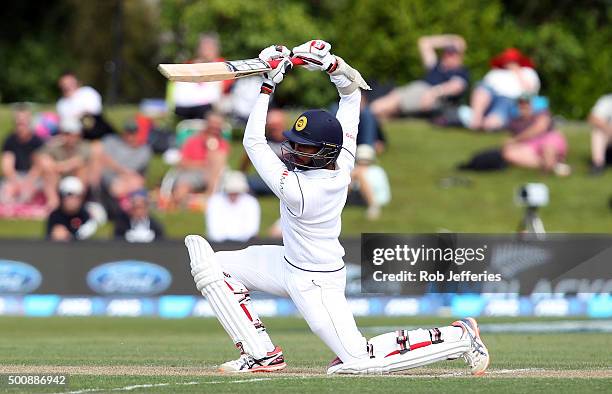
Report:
181,134,230,163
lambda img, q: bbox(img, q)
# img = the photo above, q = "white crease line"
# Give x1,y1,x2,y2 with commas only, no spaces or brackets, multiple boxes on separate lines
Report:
494,368,545,374
56,376,311,394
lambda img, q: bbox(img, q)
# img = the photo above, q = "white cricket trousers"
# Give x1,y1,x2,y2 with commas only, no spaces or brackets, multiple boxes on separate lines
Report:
216,244,370,363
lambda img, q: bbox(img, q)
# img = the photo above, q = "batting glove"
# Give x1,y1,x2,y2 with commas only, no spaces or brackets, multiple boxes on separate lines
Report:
329,56,371,94
291,40,337,72
259,45,293,93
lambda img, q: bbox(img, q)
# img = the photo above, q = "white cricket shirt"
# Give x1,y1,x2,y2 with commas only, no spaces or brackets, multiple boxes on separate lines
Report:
243,74,359,271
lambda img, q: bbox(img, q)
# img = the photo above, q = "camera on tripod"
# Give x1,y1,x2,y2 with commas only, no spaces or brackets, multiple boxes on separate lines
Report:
515,183,549,234
515,183,549,208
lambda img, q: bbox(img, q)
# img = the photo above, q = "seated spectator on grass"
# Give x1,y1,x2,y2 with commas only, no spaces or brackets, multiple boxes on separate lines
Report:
171,33,227,120
114,190,164,243
462,48,540,131
1,104,44,205
172,112,229,207
101,122,152,200
348,145,391,220
239,108,286,195
36,117,100,209
57,71,115,140
206,171,260,242
371,34,469,120
588,94,612,175
502,95,570,176
46,177,99,241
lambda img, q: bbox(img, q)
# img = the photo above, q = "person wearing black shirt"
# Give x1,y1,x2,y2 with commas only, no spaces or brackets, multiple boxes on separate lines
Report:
1,105,44,204
114,190,164,243
371,34,469,119
46,177,98,241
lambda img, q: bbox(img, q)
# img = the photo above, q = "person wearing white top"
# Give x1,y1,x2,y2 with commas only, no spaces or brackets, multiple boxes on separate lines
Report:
349,144,391,220
183,41,489,376
171,34,225,120
466,48,540,131
57,71,114,140
589,94,612,174
206,171,260,242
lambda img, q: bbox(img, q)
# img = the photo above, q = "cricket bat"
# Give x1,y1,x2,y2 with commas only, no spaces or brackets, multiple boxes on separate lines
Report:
158,57,306,83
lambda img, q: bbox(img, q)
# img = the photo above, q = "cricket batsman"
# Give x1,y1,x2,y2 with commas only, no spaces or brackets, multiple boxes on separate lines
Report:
184,40,490,375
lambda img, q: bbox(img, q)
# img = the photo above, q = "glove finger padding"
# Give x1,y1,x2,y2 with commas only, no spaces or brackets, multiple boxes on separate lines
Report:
259,45,291,62
330,56,371,93
292,40,336,72
265,57,293,85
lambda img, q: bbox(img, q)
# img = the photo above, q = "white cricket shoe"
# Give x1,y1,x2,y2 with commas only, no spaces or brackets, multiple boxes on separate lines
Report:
219,346,287,373
452,317,490,375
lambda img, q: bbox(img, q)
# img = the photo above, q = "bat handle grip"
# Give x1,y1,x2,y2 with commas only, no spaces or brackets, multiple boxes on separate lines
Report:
267,57,306,69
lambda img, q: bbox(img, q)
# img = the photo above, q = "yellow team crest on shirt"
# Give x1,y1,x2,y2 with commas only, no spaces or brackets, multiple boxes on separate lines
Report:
295,116,307,131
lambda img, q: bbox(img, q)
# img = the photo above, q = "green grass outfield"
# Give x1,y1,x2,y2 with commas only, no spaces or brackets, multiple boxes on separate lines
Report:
0,316,610,393
1,105,611,239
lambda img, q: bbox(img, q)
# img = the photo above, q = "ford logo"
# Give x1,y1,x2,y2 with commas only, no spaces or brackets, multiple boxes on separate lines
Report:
87,260,172,295
0,260,42,294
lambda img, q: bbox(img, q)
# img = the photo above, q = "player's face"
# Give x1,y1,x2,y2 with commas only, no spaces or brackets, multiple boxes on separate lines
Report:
292,143,320,166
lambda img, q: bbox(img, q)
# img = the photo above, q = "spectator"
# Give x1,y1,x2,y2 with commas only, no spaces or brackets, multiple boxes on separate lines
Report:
36,117,100,209
371,34,469,120
1,104,44,204
101,122,152,200
225,76,263,125
171,33,227,120
348,144,391,220
172,111,229,207
502,95,570,176
57,71,115,140
240,108,286,195
588,94,612,175
462,48,540,131
206,171,260,242
46,177,99,241
114,190,164,243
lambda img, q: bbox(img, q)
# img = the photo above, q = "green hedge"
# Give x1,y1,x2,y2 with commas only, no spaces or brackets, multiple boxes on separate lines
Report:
1,0,610,118
160,0,612,118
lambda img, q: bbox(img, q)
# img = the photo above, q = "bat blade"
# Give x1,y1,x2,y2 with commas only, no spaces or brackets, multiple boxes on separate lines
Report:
158,58,272,82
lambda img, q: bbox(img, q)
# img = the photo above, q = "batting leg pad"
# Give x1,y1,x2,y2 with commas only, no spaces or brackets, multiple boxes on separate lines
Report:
328,329,470,374
184,235,268,359
224,273,274,347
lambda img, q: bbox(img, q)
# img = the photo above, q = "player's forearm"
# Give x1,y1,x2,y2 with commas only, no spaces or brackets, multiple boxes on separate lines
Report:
243,93,270,151
243,93,286,175
333,76,361,154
